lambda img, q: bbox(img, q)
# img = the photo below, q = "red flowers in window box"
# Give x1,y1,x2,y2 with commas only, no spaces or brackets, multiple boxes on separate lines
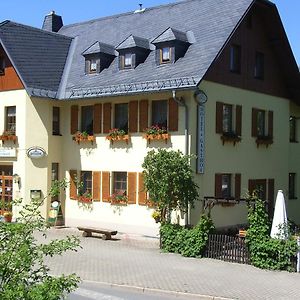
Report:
106,128,130,144
72,131,95,144
143,125,170,144
0,130,17,144
109,191,128,205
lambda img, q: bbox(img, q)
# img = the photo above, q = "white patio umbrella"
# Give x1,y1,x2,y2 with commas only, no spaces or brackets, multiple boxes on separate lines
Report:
270,190,288,240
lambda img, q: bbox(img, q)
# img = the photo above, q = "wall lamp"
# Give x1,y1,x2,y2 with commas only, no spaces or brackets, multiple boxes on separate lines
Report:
13,173,20,184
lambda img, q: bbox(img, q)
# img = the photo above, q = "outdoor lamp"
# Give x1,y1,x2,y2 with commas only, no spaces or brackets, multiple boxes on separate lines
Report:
13,173,20,184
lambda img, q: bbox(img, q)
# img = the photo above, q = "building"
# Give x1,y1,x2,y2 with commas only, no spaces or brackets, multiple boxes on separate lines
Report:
0,0,299,235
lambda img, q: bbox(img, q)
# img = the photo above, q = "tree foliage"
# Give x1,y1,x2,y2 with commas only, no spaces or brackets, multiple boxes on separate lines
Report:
142,149,199,222
0,179,80,300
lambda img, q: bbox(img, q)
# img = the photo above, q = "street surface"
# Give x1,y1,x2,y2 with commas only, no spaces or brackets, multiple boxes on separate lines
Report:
37,228,300,300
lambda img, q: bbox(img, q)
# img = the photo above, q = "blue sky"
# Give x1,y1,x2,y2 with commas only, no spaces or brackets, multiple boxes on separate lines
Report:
0,0,299,65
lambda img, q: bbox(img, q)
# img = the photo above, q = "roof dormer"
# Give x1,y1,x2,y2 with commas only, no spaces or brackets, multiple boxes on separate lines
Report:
82,41,116,74
116,35,151,70
152,28,191,65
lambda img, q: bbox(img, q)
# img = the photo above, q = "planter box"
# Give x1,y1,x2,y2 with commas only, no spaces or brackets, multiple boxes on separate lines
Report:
256,137,273,148
143,133,170,144
72,135,95,145
0,135,17,144
106,134,130,144
221,134,241,146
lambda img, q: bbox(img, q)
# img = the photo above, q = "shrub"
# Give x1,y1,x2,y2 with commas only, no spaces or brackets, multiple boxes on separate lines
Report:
160,215,214,257
246,196,298,271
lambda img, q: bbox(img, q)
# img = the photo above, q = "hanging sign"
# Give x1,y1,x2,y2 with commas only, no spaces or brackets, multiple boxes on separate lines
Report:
197,104,205,174
27,147,46,159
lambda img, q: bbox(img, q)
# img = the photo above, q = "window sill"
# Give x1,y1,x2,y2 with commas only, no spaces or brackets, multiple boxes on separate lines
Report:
289,140,298,143
255,136,273,148
288,197,297,200
52,133,62,136
220,133,241,146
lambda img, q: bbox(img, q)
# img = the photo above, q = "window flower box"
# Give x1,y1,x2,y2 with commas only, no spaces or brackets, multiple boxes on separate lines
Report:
220,132,241,146
72,131,95,144
256,135,273,148
78,195,92,203
109,192,128,205
106,128,130,144
143,125,170,144
0,131,17,144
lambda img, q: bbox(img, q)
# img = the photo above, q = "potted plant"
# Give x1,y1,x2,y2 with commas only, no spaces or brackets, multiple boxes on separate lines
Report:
151,210,161,223
143,125,169,144
3,211,13,223
220,131,241,145
110,191,128,205
72,131,95,144
106,128,130,144
256,135,273,148
78,192,92,203
0,130,18,144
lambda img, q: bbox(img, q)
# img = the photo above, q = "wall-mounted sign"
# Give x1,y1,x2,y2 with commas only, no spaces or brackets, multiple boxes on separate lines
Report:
197,104,205,174
27,147,46,159
0,148,17,158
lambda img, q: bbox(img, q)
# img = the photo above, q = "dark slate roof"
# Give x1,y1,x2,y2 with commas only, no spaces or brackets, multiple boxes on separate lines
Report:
57,0,254,99
152,27,189,44
82,41,116,56
116,35,151,50
0,21,72,98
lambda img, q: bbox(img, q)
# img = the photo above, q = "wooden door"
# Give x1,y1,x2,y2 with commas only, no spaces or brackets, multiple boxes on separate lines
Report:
0,173,13,213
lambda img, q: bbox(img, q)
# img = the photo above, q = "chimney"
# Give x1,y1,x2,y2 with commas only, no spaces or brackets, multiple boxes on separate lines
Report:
42,11,63,33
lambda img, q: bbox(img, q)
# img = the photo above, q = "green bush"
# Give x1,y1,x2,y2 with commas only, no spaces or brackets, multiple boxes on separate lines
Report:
160,215,214,257
246,197,298,271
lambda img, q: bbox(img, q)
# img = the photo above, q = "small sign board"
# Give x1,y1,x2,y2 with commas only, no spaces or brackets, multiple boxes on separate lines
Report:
0,148,16,158
27,147,46,159
197,104,205,174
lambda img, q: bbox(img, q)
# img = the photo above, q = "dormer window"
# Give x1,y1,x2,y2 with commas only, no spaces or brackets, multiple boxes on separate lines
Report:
152,28,191,66
116,35,151,70
82,41,115,75
161,47,171,64
124,53,133,68
0,56,5,75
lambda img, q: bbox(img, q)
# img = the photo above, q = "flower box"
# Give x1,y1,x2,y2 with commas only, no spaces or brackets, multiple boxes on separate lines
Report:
143,133,170,144
0,132,17,144
78,195,92,203
109,193,128,205
72,132,95,144
256,136,273,148
220,133,241,146
106,129,130,144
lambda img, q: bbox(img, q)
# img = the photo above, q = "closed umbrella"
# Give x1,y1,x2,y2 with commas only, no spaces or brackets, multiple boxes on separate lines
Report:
270,190,288,240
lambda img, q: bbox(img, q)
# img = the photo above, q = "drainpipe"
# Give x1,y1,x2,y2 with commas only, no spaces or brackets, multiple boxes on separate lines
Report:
172,90,189,226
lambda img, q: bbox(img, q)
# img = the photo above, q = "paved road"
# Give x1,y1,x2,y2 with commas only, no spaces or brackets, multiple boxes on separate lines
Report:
39,228,300,300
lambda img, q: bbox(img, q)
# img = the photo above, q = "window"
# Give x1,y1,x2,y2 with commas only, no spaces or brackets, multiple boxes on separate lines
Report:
85,57,100,74
115,103,128,132
113,172,127,195
221,174,232,198
229,44,241,73
289,116,297,142
81,106,93,135
0,56,4,75
254,52,264,79
160,47,171,64
89,58,98,73
249,179,267,200
289,173,296,199
222,104,233,133
257,110,265,137
5,106,16,134
152,100,167,128
79,171,92,196
124,53,133,68
52,107,60,135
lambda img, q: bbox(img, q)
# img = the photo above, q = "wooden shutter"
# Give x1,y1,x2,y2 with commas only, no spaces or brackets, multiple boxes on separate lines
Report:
138,172,147,205
236,105,242,136
139,100,148,132
69,170,77,200
129,101,138,133
92,171,101,201
70,105,78,134
103,103,111,134
216,102,223,134
102,171,110,202
215,174,222,198
119,55,124,70
85,60,90,74
248,179,255,195
127,172,137,204
235,173,241,200
268,179,275,218
168,98,178,131
268,110,273,138
96,58,101,73
93,104,102,134
252,108,258,137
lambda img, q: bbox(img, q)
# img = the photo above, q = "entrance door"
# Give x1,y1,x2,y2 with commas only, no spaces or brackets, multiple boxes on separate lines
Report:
0,173,13,212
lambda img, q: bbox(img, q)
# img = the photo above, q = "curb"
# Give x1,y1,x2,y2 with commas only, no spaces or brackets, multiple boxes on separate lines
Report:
82,279,235,300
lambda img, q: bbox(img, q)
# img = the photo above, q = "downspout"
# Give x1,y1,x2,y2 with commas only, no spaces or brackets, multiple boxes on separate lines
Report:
172,90,189,226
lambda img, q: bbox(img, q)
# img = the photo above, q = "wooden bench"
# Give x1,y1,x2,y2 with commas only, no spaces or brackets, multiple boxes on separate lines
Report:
77,227,117,240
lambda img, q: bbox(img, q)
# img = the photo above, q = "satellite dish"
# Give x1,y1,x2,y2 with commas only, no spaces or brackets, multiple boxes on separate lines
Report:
194,89,208,105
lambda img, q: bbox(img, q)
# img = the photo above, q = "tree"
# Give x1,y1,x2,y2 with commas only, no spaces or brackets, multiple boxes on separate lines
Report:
0,180,80,300
142,149,199,223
